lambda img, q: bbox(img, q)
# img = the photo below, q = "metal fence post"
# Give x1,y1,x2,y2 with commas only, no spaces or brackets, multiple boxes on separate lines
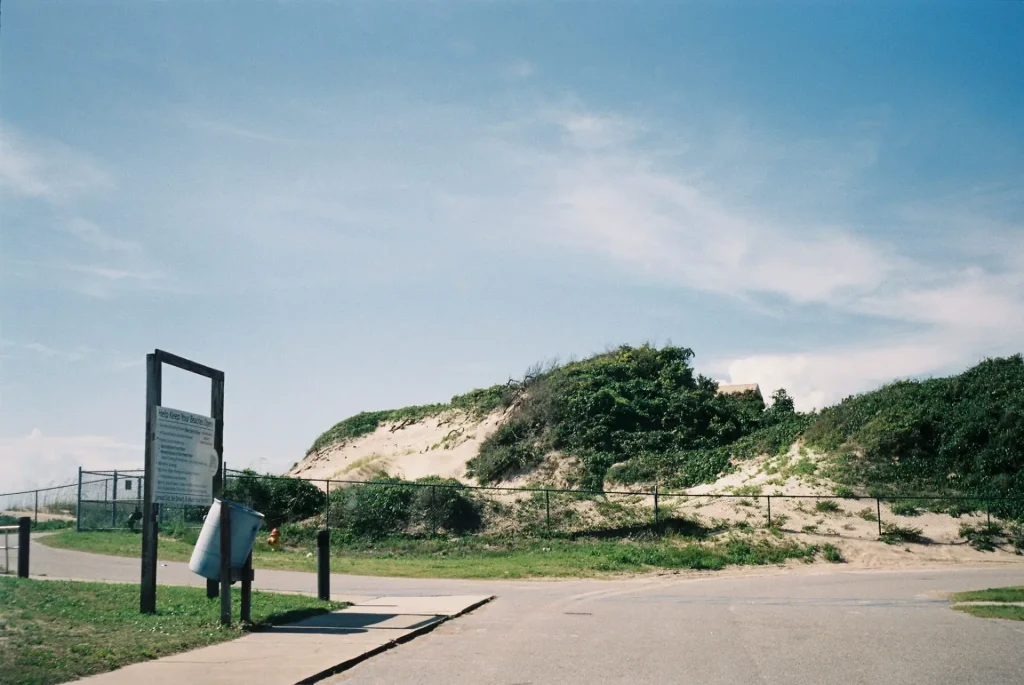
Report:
986,498,991,526
766,495,771,527
545,489,551,534
654,485,660,532
34,490,39,525
877,498,883,536
112,470,119,529
325,480,331,530
76,467,83,532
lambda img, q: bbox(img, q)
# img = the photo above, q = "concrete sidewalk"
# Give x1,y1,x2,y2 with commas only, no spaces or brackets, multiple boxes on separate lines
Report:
78,595,493,685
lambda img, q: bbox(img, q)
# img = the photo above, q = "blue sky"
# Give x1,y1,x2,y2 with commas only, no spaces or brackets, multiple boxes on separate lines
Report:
2,0,1023,491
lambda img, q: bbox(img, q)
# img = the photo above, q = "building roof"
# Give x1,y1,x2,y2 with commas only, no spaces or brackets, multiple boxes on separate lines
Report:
718,383,762,398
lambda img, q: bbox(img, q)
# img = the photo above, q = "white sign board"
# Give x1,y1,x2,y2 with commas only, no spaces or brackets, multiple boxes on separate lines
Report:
152,406,218,506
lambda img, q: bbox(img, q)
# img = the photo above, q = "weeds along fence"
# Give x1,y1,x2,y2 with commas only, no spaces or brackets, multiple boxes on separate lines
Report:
0,480,80,527
9,468,1023,545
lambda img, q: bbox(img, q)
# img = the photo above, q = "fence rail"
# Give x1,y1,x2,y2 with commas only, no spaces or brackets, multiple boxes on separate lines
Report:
4,468,1021,546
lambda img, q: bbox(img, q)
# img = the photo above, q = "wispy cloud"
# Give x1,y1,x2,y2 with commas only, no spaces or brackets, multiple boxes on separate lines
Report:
504,59,536,79
0,124,114,203
57,218,141,254
0,338,92,362
0,429,140,491
177,110,289,143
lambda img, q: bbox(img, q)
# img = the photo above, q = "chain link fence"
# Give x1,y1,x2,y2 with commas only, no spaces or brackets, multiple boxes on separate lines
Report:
3,468,1020,549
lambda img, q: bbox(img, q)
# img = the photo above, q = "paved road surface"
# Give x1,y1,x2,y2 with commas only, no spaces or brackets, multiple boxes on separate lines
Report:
30,539,1024,685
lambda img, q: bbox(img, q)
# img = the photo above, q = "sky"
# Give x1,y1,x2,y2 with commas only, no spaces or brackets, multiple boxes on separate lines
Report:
1,0,1023,492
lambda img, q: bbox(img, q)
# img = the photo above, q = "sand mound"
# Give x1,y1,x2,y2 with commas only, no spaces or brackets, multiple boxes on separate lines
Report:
289,409,505,484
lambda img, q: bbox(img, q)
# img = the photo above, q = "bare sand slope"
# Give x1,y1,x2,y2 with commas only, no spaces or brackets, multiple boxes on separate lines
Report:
288,410,505,484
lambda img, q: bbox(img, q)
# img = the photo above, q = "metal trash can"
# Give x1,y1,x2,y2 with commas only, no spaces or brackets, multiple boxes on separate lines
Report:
189,499,264,580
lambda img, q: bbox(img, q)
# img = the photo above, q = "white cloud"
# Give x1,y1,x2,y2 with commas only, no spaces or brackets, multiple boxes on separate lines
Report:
0,429,140,492
0,125,113,203
177,110,288,143
718,339,969,411
58,218,141,253
504,59,535,79
0,338,91,362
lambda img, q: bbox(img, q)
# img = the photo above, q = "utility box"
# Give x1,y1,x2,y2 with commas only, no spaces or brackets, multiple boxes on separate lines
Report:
189,499,264,580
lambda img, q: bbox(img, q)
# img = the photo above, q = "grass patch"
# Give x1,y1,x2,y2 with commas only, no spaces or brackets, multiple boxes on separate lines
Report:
0,577,343,685
958,522,1004,552
951,586,1024,603
889,500,922,517
879,523,927,545
814,500,841,514
821,543,844,563
831,485,856,498
41,529,820,579
856,507,878,522
954,604,1024,621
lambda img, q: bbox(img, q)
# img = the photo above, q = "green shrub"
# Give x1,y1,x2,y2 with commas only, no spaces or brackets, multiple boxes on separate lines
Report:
803,355,1024,514
890,500,921,517
411,477,482,534
832,485,856,498
856,507,878,522
815,500,841,513
328,479,414,538
959,521,1004,552
821,543,844,563
879,523,926,545
225,470,325,528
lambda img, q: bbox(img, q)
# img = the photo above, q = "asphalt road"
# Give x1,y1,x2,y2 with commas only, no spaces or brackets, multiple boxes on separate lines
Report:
29,538,1024,685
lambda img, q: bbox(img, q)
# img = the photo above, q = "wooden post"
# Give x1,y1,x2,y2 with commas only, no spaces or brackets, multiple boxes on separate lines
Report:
240,551,253,623
208,375,226,600
317,529,331,601
219,500,232,626
140,354,161,614
17,517,30,578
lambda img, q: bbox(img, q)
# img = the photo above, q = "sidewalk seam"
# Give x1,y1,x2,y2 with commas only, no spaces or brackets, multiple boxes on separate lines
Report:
294,595,495,685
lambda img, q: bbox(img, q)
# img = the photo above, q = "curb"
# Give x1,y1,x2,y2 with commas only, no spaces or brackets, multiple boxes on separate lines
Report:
295,595,495,684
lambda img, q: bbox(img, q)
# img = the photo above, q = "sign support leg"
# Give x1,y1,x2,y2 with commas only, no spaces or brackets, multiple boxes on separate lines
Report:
140,354,161,614
219,500,232,626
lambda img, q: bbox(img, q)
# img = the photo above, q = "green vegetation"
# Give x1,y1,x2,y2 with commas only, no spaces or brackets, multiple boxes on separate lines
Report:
814,500,841,514
307,385,509,455
40,529,824,579
889,500,921,517
463,345,803,489
954,604,1024,621
951,586,1024,622
0,515,74,532
879,523,927,545
821,543,844,563
951,586,1024,603
305,347,1024,523
225,470,325,528
856,507,878,522
832,485,856,498
803,355,1024,516
0,577,343,685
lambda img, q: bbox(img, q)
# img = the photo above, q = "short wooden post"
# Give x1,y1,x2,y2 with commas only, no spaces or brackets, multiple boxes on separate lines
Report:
17,517,30,578
317,529,331,601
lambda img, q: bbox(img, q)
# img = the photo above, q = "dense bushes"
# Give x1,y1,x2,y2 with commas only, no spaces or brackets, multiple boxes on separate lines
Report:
328,476,482,538
803,355,1024,513
224,470,324,528
468,345,794,489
